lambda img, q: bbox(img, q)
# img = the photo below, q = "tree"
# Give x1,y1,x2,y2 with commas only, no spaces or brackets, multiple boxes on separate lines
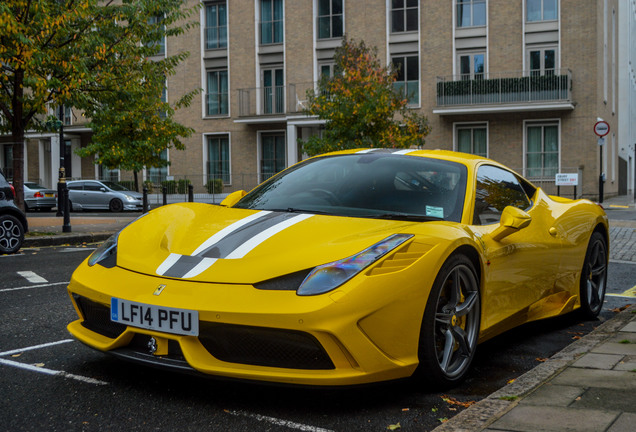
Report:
0,0,198,209
302,38,431,157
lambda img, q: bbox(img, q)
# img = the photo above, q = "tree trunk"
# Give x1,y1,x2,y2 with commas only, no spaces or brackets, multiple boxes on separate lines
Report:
133,170,139,192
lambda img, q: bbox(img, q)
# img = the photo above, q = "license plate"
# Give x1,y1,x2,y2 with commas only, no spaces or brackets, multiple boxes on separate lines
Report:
110,298,199,336
45,193,54,197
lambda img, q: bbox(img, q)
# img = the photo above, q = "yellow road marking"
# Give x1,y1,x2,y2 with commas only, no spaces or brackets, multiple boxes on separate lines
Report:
608,204,630,209
606,286,636,298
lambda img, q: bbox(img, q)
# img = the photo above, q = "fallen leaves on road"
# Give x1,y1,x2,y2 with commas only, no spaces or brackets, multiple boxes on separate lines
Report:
610,305,632,313
535,358,548,362
507,378,516,384
440,395,476,408
387,422,401,430
11,353,22,358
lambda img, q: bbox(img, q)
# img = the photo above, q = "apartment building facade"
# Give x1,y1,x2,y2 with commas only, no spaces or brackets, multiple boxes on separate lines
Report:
2,0,635,200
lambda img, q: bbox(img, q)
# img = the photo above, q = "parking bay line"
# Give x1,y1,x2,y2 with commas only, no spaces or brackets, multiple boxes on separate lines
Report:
0,281,68,293
17,271,48,284
0,339,108,385
226,410,334,432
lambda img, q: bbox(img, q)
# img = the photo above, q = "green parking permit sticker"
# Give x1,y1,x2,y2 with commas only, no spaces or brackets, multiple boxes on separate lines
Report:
426,206,444,218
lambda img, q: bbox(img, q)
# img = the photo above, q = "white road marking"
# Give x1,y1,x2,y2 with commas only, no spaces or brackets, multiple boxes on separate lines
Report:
226,410,334,432
610,259,636,265
0,339,108,385
17,271,48,284
0,281,68,293
61,247,96,252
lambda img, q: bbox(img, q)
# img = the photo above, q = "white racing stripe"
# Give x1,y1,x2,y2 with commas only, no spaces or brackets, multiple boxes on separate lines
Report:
191,210,272,256
0,281,68,293
156,253,182,276
225,213,314,259
17,271,48,284
226,410,334,432
181,257,217,279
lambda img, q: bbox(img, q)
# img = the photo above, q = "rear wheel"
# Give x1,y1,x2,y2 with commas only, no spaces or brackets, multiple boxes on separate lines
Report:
0,214,25,254
579,231,607,319
109,198,123,212
416,254,480,388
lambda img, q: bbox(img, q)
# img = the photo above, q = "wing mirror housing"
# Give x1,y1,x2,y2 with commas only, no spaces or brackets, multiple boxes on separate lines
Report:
220,190,246,207
490,206,532,242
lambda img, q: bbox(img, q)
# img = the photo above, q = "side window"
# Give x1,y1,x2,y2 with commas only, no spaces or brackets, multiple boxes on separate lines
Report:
84,182,103,192
473,165,532,225
67,182,83,191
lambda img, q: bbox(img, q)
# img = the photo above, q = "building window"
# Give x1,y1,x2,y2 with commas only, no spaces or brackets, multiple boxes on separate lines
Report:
526,122,558,178
208,135,230,184
391,0,418,33
528,46,557,75
526,0,557,22
317,0,343,39
261,133,286,181
458,52,485,79
148,149,168,184
456,0,486,28
99,165,119,182
262,68,284,114
147,15,165,56
260,0,283,44
392,55,419,105
456,124,487,157
207,70,229,115
205,2,227,49
319,63,335,78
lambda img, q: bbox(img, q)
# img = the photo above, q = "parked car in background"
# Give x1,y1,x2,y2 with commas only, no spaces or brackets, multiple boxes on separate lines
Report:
23,182,57,211
66,180,143,212
0,169,28,254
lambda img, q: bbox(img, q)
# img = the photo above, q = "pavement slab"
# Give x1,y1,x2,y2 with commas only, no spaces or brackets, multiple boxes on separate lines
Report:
518,384,584,407
551,368,636,390
571,352,625,369
487,405,619,432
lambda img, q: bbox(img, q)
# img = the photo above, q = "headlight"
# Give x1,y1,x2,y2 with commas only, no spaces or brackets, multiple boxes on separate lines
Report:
87,233,118,267
124,194,136,201
297,234,413,296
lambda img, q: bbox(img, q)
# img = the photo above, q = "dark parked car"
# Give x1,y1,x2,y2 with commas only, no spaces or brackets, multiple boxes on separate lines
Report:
0,169,28,254
23,182,57,211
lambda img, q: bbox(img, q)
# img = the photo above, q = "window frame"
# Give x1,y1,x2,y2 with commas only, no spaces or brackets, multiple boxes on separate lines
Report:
206,69,229,116
524,120,560,179
456,0,487,28
455,123,488,157
260,0,284,45
206,134,231,185
456,51,486,80
259,131,287,182
205,1,228,50
526,45,558,76
317,0,344,40
526,0,558,23
147,149,169,184
392,55,420,106
390,0,419,34
261,67,285,114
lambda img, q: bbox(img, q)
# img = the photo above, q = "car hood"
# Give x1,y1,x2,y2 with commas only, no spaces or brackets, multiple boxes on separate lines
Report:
115,203,421,284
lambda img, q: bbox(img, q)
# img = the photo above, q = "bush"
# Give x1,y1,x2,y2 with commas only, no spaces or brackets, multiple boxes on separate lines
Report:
161,180,176,194
177,178,191,194
142,180,154,192
206,178,224,194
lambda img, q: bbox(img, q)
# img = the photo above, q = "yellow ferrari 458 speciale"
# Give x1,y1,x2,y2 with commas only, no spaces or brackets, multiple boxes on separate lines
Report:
67,149,608,388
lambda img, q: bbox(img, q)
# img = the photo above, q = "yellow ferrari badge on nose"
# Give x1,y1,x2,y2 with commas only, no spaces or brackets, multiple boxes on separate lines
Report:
153,284,166,296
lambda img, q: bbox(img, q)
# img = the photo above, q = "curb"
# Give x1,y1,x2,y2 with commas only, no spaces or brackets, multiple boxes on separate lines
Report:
431,304,636,432
24,232,115,247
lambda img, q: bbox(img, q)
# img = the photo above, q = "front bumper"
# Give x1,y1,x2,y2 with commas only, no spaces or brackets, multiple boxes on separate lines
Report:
67,258,432,386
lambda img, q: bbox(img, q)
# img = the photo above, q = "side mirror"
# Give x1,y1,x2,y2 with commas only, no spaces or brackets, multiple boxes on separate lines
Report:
220,190,246,207
490,206,532,242
100,188,107,192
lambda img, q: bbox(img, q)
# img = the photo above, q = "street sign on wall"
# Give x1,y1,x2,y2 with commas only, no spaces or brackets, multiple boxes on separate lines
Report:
555,173,579,186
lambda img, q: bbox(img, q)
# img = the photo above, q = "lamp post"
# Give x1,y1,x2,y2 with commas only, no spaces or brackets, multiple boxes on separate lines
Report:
594,119,610,203
57,105,71,232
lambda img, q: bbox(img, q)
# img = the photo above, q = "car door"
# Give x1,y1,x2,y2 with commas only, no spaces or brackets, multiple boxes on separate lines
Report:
67,182,85,209
83,181,111,209
470,164,564,335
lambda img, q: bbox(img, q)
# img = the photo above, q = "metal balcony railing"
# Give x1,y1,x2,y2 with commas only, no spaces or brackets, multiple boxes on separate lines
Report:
436,69,572,107
237,82,316,117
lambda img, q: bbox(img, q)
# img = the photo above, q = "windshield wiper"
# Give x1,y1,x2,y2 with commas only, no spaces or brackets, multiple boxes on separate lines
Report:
268,207,332,215
367,213,443,222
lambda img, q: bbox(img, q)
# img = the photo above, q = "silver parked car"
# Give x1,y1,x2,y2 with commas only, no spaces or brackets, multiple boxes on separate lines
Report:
66,180,143,212
23,182,57,211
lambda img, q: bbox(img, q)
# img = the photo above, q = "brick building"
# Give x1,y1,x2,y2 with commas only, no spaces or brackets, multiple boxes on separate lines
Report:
2,0,635,200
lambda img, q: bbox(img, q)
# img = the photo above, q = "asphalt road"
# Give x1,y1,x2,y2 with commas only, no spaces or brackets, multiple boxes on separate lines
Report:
0,245,634,432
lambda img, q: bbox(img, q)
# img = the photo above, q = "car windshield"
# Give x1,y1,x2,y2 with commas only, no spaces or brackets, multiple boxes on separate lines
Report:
235,153,467,222
101,181,130,191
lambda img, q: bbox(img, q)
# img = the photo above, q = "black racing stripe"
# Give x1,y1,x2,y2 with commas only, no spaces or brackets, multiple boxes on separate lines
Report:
197,212,299,259
162,255,205,278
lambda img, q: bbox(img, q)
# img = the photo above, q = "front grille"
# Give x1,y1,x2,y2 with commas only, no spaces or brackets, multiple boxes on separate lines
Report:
198,322,334,370
73,294,127,339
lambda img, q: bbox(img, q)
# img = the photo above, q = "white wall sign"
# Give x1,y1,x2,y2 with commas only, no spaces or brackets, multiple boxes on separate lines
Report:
555,173,579,186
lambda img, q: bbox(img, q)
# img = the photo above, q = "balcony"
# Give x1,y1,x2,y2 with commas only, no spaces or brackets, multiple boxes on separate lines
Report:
434,69,574,115
237,82,315,122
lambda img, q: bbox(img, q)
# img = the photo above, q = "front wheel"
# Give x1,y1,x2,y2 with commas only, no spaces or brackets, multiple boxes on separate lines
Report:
578,231,608,319
416,254,481,388
0,214,25,254
109,198,123,212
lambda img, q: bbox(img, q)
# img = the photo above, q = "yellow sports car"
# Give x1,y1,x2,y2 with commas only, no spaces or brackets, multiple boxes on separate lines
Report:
67,149,608,388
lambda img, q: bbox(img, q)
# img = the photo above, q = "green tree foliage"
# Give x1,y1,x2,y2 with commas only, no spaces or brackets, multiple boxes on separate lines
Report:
302,38,431,157
0,0,198,208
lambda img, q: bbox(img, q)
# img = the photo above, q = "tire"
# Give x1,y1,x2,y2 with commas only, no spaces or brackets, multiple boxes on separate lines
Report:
109,198,123,212
578,231,608,319
416,254,481,388
0,214,25,254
